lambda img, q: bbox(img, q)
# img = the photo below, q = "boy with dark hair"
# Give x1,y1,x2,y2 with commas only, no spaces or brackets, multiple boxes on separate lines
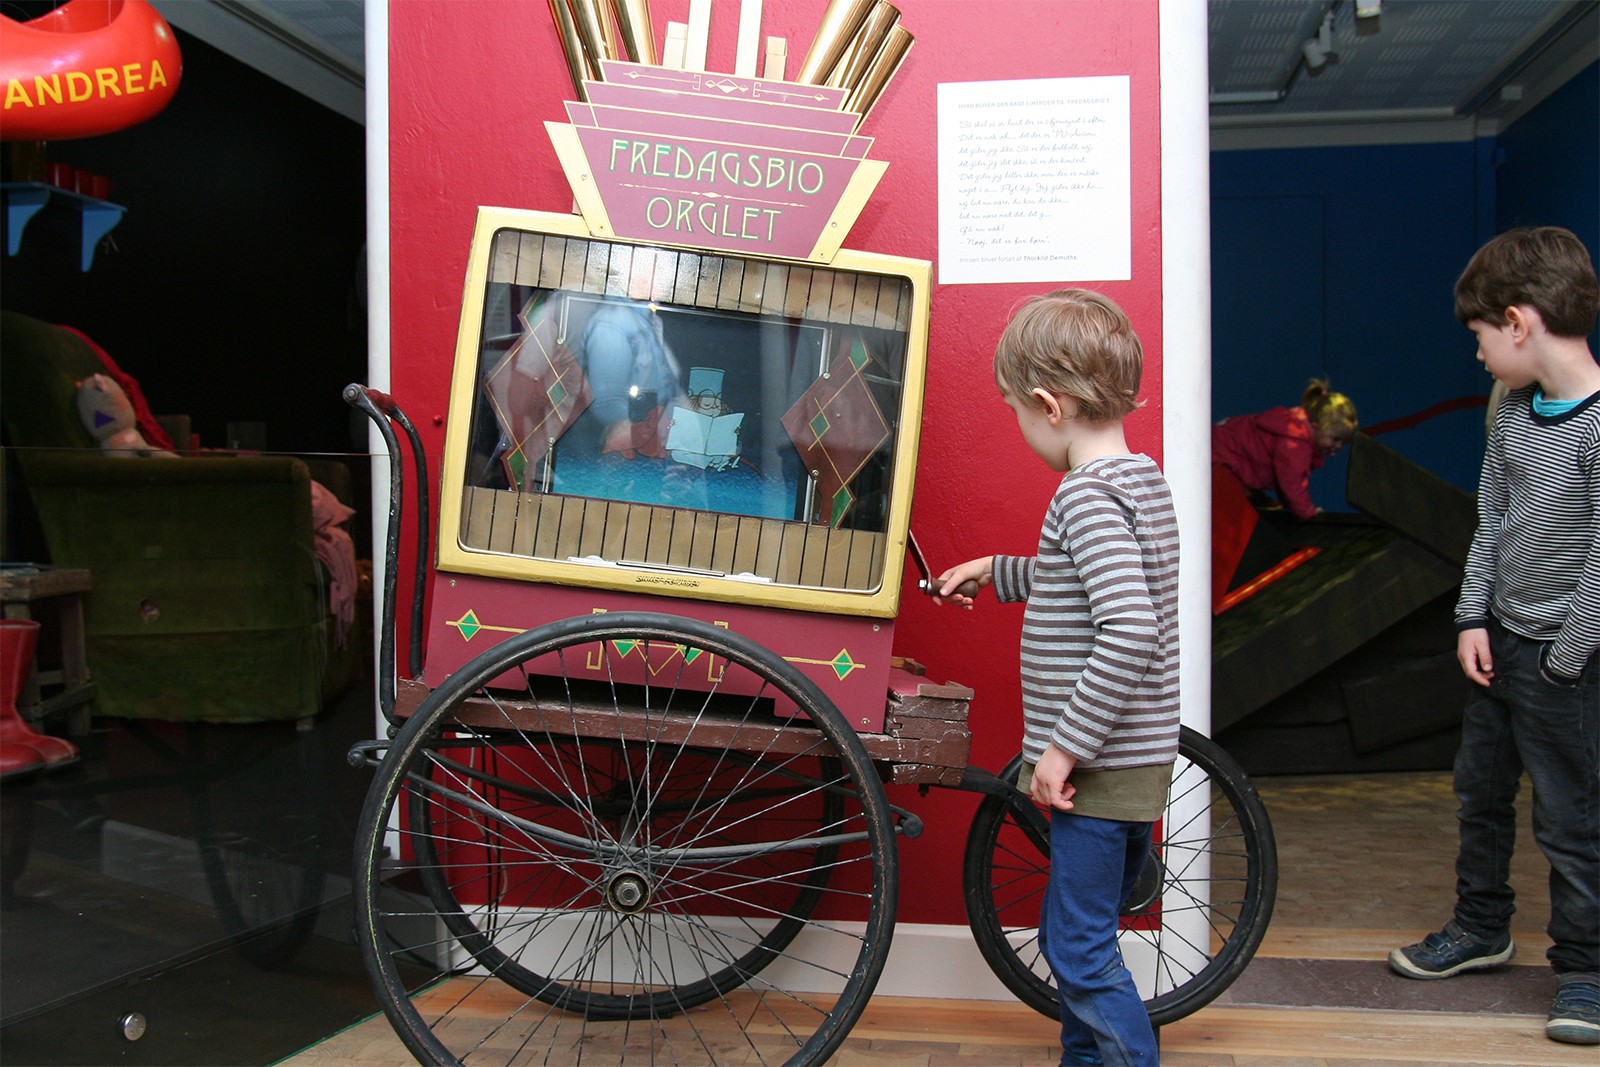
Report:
1389,226,1599,1047
934,288,1178,1064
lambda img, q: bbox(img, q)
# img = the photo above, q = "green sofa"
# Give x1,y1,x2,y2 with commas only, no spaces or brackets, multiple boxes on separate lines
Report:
0,311,357,722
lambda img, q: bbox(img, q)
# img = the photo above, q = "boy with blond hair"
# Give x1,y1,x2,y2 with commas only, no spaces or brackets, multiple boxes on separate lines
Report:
935,289,1178,1064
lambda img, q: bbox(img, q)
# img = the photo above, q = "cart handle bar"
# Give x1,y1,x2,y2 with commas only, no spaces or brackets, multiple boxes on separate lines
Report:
343,383,431,723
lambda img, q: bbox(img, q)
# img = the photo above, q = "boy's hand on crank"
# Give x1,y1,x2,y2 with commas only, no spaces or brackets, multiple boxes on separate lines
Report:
1030,745,1076,811
929,556,993,608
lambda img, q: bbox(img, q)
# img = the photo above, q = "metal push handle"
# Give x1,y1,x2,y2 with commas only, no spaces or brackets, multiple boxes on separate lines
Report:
343,383,431,724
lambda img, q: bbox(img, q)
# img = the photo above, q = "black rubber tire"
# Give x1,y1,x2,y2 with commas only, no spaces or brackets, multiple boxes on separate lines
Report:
962,725,1277,1026
353,611,899,1066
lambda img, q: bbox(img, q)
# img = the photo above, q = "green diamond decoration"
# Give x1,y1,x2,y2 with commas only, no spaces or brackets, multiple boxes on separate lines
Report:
612,639,639,659
682,646,703,665
547,380,568,407
809,411,831,439
848,338,870,372
456,611,482,641
829,486,854,527
829,650,858,680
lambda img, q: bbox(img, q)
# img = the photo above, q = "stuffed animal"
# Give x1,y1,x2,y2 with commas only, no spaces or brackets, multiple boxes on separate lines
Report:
76,373,176,458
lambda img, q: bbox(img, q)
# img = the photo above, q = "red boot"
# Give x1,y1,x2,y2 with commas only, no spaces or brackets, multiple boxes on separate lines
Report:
0,619,79,779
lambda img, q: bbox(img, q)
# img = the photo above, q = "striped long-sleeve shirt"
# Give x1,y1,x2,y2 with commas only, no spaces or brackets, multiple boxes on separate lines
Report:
992,454,1181,769
1456,387,1600,683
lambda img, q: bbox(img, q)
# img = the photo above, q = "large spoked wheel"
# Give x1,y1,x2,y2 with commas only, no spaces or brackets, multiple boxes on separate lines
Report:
353,612,899,1066
962,725,1276,1026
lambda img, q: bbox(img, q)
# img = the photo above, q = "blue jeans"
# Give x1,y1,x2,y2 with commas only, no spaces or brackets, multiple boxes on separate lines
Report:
1038,811,1158,1066
1453,618,1599,974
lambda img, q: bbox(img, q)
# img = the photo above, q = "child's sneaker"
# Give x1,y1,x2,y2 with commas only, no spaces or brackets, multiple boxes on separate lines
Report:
1547,973,1600,1045
1388,920,1514,979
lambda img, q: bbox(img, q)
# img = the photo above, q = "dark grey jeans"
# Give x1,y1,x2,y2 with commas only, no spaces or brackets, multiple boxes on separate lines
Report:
1452,617,1599,974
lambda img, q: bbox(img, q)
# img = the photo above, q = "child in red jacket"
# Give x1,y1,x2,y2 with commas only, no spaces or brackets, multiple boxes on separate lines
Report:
1213,379,1358,520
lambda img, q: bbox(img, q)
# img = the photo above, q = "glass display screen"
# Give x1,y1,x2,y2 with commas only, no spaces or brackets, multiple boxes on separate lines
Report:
451,227,920,595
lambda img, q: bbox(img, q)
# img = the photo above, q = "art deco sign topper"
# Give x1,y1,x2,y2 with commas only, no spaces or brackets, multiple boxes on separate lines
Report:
543,0,913,263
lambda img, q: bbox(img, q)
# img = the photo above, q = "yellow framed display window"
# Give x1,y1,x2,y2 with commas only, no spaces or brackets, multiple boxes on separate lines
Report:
436,207,931,618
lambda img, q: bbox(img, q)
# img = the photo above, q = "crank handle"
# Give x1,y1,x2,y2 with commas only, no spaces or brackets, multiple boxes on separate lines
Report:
920,578,981,599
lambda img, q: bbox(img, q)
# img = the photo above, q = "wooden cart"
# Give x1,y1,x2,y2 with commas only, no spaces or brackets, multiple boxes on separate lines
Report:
343,384,1277,1067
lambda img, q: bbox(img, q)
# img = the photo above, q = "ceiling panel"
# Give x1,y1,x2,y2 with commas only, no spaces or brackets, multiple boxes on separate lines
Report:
128,0,1600,136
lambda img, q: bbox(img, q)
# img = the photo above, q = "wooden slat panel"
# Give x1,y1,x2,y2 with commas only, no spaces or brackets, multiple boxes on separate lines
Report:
729,516,762,576
664,509,697,568
850,274,882,326
695,253,722,306
737,259,766,313
686,512,718,571
486,490,519,554
458,489,885,592
576,499,614,559
561,238,589,290
753,518,788,580
505,495,537,556
819,525,859,588
583,240,610,293
774,523,808,584
527,494,558,558
784,267,814,319
807,268,835,323
461,485,497,550
760,263,789,316
604,243,633,296
489,230,519,284
554,496,587,560
895,275,913,331
649,249,682,303
796,525,830,586
876,275,903,328
539,236,568,289
829,271,857,323
845,530,882,590
628,245,655,298
672,251,701,305
710,513,742,574
515,232,543,286
620,504,652,562
715,256,744,310
643,506,674,562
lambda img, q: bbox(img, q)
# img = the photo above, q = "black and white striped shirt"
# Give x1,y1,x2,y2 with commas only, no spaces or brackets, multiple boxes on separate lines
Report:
992,454,1181,769
1457,387,1600,683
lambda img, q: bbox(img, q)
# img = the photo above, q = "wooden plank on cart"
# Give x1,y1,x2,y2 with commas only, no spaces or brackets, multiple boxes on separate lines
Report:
395,674,974,783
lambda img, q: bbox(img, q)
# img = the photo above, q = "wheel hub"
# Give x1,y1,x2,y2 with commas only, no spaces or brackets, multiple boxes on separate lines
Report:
605,870,652,914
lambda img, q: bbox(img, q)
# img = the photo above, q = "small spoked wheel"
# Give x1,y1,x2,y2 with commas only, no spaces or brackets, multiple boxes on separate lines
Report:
962,725,1277,1026
353,612,899,1066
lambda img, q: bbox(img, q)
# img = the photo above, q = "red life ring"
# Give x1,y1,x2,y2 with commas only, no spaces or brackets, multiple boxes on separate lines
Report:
0,0,183,141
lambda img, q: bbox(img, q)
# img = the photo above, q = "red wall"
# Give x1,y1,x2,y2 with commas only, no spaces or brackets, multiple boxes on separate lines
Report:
387,0,1165,925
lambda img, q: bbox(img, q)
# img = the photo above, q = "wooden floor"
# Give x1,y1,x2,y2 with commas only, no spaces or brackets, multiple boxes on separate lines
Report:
280,772,1574,1067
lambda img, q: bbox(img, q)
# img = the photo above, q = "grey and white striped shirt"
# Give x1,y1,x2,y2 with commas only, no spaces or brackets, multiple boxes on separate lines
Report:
1457,387,1600,683
992,454,1181,769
